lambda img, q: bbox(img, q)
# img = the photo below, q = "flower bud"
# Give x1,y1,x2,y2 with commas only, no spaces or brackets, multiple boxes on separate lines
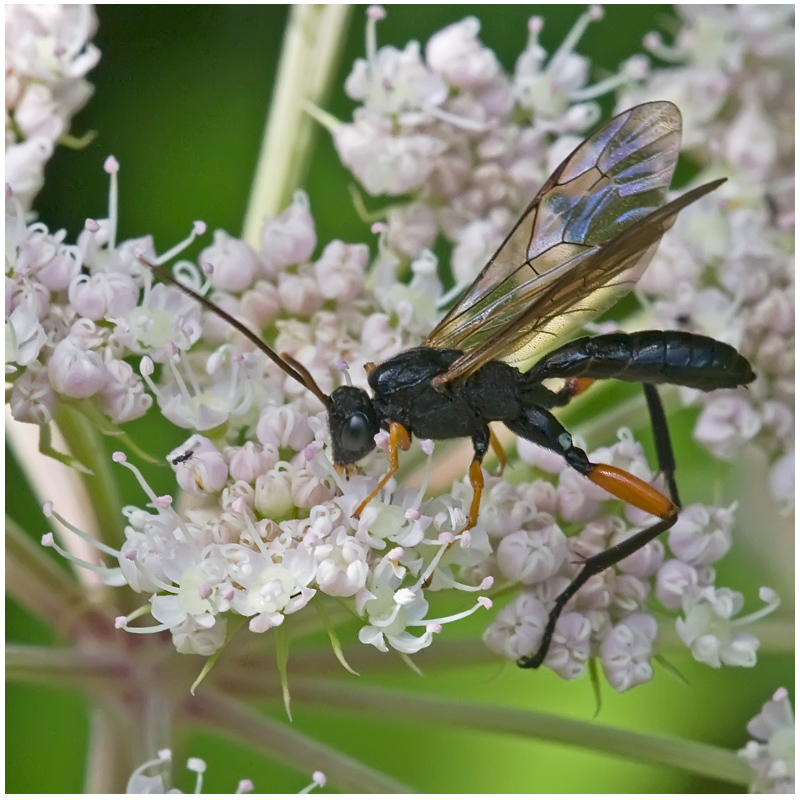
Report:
69,270,140,320
260,194,317,276
201,230,262,292
254,468,295,520
47,337,107,398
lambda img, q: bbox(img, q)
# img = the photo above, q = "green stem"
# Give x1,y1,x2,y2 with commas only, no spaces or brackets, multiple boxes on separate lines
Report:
6,644,124,692
185,689,416,793
241,4,354,245
215,616,795,687
5,516,86,628
54,404,124,546
286,678,752,786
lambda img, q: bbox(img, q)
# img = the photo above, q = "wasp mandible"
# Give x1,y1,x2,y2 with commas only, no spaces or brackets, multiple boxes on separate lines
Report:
146,101,755,668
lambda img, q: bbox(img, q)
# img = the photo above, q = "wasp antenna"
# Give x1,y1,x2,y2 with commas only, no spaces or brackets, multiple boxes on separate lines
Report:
280,353,331,409
136,256,324,401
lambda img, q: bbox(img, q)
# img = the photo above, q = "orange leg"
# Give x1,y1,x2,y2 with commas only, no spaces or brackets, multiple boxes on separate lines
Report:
586,463,678,519
488,427,509,476
461,458,485,533
353,422,411,519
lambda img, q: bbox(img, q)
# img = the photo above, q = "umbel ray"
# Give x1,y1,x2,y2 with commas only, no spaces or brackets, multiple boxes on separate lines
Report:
143,101,755,669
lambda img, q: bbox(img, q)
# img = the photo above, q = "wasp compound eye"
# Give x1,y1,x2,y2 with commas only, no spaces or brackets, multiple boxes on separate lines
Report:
328,385,380,465
341,412,372,452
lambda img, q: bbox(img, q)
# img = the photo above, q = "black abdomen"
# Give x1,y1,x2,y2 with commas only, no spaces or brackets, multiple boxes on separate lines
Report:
525,331,755,392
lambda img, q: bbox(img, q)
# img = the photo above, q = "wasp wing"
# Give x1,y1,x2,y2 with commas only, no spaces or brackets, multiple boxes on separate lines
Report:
425,102,718,383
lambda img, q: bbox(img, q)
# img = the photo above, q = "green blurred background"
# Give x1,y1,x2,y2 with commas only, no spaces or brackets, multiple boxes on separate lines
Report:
7,5,794,793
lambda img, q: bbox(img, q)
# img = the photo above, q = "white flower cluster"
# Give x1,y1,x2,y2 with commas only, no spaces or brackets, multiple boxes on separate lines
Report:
5,4,100,212
5,159,168,425
29,163,491,660
21,7,781,692
620,6,795,506
332,5,646,286
738,687,795,794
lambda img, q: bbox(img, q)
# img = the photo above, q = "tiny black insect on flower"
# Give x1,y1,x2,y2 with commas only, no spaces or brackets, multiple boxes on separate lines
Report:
142,101,755,669
171,449,194,465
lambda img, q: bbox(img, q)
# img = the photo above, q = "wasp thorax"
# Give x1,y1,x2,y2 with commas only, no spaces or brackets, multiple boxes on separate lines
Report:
328,385,380,466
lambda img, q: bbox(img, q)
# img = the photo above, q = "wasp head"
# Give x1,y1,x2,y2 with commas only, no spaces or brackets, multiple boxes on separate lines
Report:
328,386,380,468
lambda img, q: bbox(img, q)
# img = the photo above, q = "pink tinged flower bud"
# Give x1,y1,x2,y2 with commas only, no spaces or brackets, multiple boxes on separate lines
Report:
313,241,368,303
68,270,140,320
47,337,107,398
226,442,279,484
240,280,281,329
610,529,665,577
277,271,322,317
14,83,64,140
170,436,229,496
428,153,471,199
496,515,568,584
259,194,317,276
98,359,152,423
7,277,49,321
361,313,403,358
655,560,700,611
557,470,602,523
667,504,734,566
291,469,334,509
6,296,46,368
425,18,500,89
482,591,547,661
29,239,82,293
385,203,437,260
543,611,592,680
200,230,262,292
5,137,53,211
518,480,559,515
314,539,369,597
9,362,56,424
600,613,658,693
345,41,448,114
612,574,650,613
333,112,447,196
693,392,762,460
256,405,314,452
254,469,295,520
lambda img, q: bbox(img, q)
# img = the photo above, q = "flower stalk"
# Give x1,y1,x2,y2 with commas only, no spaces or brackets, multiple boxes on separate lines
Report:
242,4,354,245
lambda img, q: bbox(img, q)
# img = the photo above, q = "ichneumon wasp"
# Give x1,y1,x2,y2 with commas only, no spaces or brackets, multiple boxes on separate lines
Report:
143,101,755,668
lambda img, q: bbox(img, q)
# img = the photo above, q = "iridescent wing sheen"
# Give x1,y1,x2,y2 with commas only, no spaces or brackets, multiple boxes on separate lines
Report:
425,101,722,384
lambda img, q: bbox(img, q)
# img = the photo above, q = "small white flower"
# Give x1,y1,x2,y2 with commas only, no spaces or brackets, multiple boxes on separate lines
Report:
738,687,795,794
496,515,568,584
600,613,658,692
667,503,735,566
482,591,547,661
676,586,760,668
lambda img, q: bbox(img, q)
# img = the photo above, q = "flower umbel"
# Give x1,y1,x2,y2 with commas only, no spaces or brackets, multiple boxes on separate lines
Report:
7,5,793,795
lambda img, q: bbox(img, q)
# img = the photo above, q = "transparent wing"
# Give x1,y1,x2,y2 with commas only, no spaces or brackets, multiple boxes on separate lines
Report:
425,101,713,383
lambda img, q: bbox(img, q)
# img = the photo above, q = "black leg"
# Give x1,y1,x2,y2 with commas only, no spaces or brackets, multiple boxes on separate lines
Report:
642,383,681,507
506,405,679,670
